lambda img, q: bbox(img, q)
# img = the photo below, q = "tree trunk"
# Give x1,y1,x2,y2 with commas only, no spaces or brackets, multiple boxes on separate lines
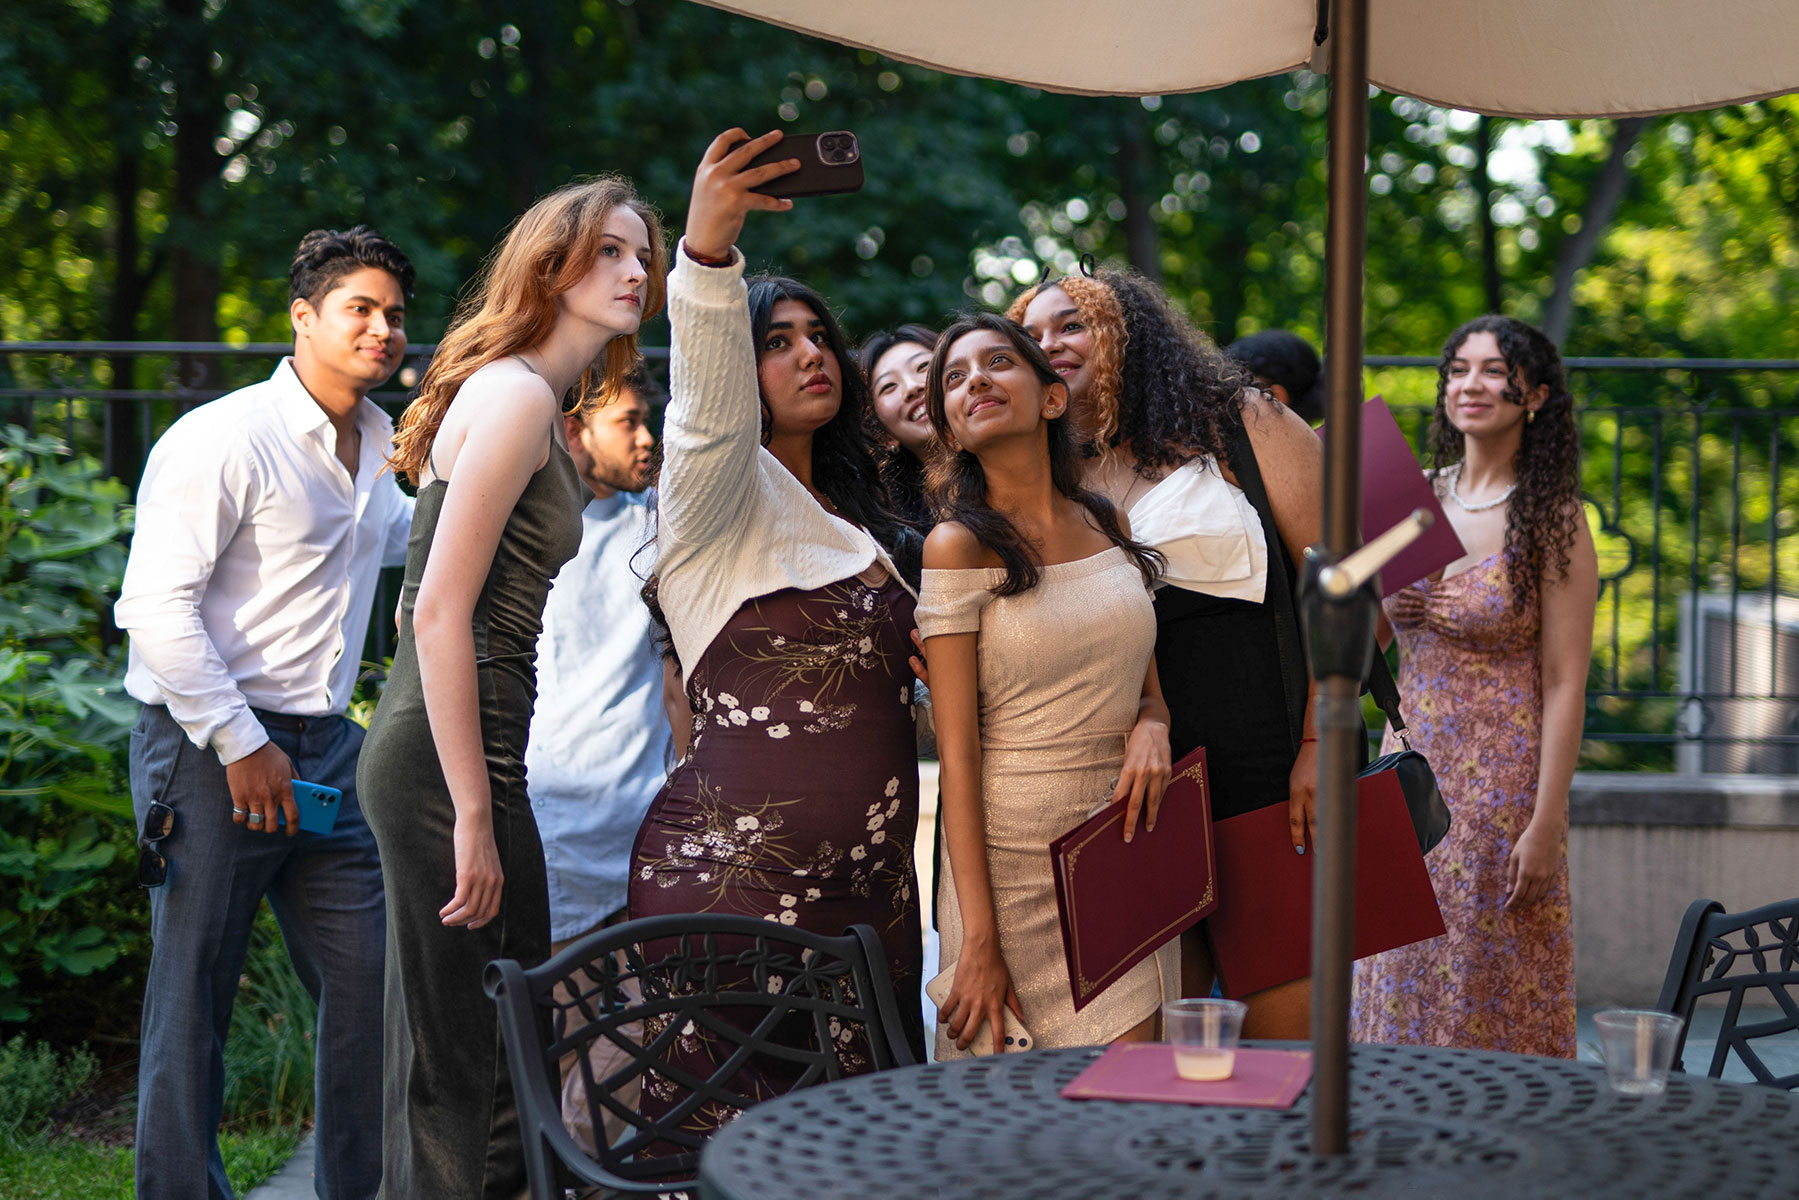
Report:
1474,115,1503,314
1542,117,1648,345
1114,100,1160,281
165,0,222,402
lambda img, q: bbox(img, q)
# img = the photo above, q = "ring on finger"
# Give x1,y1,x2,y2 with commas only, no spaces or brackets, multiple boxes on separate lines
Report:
232,807,248,816
246,812,265,826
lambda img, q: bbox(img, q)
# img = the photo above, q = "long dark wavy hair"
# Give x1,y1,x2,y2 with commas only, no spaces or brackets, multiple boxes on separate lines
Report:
1427,315,1583,609
1010,269,1249,474
746,275,905,552
858,323,939,531
641,276,910,668
924,312,1162,596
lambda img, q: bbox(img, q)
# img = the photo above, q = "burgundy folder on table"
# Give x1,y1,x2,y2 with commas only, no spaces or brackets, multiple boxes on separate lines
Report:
1318,396,1467,596
1205,769,1445,998
1060,1044,1314,1109
1050,746,1218,1012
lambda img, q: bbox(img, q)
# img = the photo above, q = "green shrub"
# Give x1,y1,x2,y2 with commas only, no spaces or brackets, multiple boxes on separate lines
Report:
0,425,139,1026
221,907,317,1129
0,1037,98,1146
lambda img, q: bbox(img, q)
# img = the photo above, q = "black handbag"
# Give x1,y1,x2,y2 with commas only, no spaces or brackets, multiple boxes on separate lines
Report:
1224,405,1449,856
1363,655,1451,854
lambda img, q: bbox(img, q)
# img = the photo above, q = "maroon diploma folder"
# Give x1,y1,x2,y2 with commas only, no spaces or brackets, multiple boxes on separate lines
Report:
1205,769,1445,998
1319,396,1467,596
1050,746,1218,1012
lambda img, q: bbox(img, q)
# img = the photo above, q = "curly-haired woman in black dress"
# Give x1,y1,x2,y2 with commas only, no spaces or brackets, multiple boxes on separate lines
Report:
1011,270,1323,1039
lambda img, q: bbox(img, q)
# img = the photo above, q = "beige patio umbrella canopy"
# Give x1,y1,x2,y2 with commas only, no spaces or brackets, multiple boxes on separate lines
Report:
696,0,1799,116
687,0,1799,1157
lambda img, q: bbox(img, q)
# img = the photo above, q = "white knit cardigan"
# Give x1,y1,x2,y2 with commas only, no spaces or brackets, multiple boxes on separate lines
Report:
653,243,908,682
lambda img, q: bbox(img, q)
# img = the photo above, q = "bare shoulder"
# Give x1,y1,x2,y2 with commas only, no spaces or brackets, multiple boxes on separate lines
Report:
1240,388,1315,443
923,520,999,570
456,359,560,427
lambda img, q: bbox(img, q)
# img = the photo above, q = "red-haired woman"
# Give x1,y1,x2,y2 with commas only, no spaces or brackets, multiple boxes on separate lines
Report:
1351,316,1596,1058
359,176,666,1197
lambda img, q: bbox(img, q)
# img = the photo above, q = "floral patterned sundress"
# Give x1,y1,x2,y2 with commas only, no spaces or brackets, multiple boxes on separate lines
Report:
627,573,924,1145
1350,550,1576,1058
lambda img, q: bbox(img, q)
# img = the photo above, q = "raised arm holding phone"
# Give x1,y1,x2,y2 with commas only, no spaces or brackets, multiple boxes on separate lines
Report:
626,130,927,1154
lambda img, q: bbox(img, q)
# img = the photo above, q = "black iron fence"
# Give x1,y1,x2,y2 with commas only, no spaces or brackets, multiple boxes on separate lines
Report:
7,341,1799,770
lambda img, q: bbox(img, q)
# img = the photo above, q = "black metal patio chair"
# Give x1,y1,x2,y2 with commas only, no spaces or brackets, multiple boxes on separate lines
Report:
484,912,919,1199
1654,896,1799,1089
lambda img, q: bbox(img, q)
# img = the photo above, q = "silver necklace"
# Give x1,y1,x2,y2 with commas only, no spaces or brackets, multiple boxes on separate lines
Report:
1445,461,1516,513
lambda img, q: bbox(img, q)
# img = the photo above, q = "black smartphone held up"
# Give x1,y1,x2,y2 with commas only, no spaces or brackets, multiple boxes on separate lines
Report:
743,131,864,198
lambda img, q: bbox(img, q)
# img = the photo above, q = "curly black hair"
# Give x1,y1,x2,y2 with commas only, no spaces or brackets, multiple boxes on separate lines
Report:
288,224,415,306
1427,315,1583,610
858,324,939,532
1226,330,1325,424
1098,268,1250,475
924,312,1161,596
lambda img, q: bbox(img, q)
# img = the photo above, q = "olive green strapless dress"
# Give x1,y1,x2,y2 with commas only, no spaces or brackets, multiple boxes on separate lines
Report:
359,441,583,1199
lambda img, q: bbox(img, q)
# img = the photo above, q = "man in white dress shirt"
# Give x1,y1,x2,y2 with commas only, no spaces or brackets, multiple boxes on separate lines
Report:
526,366,672,1150
115,227,415,1199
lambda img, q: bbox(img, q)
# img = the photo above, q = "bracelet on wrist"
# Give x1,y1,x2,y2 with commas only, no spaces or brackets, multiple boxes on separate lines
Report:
683,244,733,268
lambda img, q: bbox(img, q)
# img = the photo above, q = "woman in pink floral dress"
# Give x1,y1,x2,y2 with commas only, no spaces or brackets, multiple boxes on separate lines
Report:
1351,316,1597,1058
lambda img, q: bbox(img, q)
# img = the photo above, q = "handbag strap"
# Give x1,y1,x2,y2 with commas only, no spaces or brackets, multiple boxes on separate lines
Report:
1366,648,1413,749
1226,401,1410,756
1222,405,1307,752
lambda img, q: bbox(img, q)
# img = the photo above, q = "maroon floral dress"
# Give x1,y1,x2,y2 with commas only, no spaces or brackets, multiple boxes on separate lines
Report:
1350,551,1576,1058
628,574,924,1144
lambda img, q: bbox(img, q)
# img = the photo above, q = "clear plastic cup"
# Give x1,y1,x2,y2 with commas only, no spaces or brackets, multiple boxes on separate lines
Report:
1594,1008,1685,1095
1163,998,1249,1081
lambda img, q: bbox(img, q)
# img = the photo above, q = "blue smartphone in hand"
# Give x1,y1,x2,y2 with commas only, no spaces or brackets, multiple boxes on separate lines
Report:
280,780,342,834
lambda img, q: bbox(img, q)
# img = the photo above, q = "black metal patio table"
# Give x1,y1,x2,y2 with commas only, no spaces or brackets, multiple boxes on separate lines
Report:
697,1042,1799,1199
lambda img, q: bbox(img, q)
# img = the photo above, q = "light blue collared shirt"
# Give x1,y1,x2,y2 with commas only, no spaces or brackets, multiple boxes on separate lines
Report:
526,489,672,941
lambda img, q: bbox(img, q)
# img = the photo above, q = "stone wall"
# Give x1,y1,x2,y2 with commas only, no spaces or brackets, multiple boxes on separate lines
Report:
1570,773,1799,1005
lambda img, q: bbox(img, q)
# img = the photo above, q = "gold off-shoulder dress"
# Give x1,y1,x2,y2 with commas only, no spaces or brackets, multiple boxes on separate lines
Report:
919,546,1180,1059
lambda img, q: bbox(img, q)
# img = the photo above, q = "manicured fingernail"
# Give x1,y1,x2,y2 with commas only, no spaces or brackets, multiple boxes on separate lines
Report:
1295,844,1306,855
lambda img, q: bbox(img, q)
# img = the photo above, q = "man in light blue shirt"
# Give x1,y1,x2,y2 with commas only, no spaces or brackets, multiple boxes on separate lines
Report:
527,366,672,1148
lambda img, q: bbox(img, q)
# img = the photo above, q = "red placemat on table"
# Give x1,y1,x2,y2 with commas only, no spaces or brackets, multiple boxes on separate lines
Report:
1059,1044,1313,1109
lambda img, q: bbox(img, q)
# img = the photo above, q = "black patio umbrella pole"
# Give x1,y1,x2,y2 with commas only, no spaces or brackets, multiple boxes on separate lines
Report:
1310,0,1370,1158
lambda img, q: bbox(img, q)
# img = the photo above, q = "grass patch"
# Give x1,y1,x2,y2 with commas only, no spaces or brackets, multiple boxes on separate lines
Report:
0,1125,304,1199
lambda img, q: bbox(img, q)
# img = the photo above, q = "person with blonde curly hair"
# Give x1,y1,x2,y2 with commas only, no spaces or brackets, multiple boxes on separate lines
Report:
359,174,665,1197
1011,270,1323,1040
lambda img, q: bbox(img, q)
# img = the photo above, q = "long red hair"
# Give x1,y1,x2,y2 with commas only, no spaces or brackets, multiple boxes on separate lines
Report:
389,175,667,484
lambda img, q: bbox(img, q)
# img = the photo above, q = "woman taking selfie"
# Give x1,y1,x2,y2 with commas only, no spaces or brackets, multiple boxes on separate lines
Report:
361,176,665,1196
1351,315,1596,1058
918,312,1175,1059
628,131,924,1133
1012,270,1323,1039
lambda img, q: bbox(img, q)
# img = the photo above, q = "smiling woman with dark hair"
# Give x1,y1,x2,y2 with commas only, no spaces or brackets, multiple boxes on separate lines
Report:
860,323,941,530
1351,314,1597,1058
626,131,925,1148
917,311,1176,1060
1012,269,1324,1041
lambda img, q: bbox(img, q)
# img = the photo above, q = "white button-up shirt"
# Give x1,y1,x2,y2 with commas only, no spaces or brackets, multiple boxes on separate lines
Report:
116,359,414,764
